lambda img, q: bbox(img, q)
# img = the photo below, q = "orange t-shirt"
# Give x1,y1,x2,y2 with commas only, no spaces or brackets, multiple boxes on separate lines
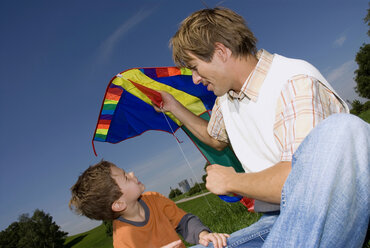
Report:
113,192,187,248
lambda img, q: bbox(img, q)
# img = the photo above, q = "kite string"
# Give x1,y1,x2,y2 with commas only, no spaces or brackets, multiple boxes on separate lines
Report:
160,110,215,212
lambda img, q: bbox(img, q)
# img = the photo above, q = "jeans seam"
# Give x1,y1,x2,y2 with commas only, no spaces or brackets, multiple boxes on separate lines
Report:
281,188,286,209
227,228,271,248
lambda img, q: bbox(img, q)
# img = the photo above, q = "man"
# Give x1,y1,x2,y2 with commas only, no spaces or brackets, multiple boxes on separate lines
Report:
157,7,369,247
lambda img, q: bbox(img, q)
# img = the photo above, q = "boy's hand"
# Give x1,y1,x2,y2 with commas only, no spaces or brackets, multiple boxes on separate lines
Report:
161,240,183,248
199,231,230,248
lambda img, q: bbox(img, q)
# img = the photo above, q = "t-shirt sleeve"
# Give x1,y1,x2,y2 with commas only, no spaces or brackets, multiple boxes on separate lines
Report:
154,193,187,229
207,97,230,143
175,213,211,244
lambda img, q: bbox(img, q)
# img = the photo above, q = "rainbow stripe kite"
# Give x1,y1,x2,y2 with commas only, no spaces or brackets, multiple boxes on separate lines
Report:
93,67,215,146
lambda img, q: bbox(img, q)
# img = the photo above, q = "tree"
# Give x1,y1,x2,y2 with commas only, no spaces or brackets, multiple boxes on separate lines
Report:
350,99,365,115
0,222,20,248
103,220,113,237
354,5,370,99
168,188,182,199
0,209,67,248
187,183,206,196
202,161,210,183
354,44,370,99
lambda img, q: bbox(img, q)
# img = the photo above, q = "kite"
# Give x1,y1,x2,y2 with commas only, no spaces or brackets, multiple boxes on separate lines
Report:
92,66,254,209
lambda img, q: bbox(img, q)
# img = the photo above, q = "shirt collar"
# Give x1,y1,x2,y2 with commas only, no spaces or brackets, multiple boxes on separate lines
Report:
228,49,274,102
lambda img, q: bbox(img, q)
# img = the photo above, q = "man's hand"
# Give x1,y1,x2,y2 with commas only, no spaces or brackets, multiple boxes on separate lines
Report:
160,240,183,248
199,231,230,248
152,91,228,151
152,91,180,113
206,164,237,195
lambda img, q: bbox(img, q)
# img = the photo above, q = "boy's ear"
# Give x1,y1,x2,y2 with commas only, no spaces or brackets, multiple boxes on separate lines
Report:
112,199,127,212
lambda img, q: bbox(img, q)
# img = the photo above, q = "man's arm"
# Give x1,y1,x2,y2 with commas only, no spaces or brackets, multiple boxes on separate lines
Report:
154,91,228,151
206,161,292,204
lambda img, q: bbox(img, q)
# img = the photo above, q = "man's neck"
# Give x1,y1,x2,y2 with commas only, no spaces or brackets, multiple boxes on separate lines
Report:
120,199,145,222
230,54,258,93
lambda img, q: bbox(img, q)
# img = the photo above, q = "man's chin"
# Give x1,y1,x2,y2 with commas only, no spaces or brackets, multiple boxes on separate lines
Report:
212,90,224,97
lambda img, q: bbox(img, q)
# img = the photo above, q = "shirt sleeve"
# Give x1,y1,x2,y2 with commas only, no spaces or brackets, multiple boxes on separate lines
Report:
207,97,230,143
175,213,211,244
274,75,347,161
154,193,187,229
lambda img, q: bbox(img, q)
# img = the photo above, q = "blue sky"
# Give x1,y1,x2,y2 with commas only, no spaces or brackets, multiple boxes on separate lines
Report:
0,0,368,236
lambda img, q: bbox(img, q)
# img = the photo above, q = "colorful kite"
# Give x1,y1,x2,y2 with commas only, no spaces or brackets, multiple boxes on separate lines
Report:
93,67,213,145
92,67,253,209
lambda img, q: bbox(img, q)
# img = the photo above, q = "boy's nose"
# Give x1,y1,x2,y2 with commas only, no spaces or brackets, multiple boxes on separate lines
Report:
128,172,134,177
192,71,202,85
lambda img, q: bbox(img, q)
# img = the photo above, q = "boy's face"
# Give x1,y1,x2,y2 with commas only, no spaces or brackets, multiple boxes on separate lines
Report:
110,166,145,206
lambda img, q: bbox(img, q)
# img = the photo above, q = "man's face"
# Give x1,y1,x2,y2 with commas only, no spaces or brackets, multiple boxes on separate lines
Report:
188,52,231,97
110,166,145,204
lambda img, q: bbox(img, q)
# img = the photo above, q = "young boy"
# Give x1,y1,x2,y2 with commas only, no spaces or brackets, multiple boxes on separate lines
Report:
69,160,229,248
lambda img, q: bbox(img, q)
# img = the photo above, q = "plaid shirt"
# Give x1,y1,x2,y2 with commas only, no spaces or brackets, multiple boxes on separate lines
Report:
207,49,347,161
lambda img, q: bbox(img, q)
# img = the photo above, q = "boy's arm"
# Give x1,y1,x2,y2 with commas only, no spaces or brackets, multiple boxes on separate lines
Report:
175,213,210,244
175,214,229,248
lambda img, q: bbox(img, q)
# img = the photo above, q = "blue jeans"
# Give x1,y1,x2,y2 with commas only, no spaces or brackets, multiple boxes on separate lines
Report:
192,114,370,247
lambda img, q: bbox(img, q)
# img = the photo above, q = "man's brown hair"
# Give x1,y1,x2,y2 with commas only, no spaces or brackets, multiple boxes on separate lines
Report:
69,160,122,220
171,7,258,68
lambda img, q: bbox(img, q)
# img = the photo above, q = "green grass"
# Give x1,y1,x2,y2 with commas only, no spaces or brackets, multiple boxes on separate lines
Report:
177,193,261,234
64,224,113,248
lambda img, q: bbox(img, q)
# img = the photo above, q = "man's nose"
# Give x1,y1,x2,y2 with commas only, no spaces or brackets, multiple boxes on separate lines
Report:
128,172,134,177
192,71,202,85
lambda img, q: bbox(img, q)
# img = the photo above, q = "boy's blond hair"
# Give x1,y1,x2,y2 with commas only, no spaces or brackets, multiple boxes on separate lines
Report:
69,161,122,220
171,7,258,68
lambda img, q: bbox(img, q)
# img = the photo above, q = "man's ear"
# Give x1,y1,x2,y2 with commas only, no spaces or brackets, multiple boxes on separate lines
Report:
214,42,231,62
112,199,127,212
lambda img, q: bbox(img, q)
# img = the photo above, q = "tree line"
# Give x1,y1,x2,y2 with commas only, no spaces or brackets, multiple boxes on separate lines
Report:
0,209,67,248
351,5,370,116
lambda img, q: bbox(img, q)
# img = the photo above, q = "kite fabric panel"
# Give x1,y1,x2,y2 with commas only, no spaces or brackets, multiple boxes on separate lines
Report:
93,67,216,145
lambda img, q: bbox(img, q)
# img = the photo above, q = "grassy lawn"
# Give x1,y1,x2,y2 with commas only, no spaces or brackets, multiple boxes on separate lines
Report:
177,193,260,234
64,224,113,248
177,194,261,247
